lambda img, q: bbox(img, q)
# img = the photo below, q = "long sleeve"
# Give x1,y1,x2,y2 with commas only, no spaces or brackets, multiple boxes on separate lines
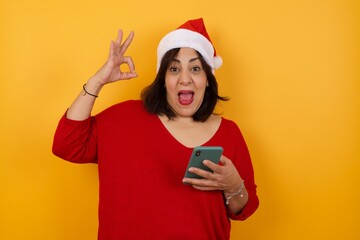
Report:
52,112,98,163
226,134,259,220
215,119,259,221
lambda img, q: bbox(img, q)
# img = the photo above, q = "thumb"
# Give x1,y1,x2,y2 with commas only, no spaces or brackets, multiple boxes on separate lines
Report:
119,71,138,80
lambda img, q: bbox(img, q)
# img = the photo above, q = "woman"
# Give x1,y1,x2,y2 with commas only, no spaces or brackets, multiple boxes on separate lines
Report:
53,18,259,239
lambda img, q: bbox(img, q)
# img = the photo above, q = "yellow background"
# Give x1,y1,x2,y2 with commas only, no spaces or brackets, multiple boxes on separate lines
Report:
1,0,359,239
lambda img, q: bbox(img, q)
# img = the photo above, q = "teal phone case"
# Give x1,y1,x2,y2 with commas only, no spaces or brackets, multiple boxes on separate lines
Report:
184,146,223,179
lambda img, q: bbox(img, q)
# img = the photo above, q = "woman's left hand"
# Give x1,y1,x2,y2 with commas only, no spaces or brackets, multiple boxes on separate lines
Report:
182,155,243,193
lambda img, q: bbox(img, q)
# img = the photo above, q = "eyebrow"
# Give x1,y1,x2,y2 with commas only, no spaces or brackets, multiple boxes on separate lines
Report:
171,57,200,63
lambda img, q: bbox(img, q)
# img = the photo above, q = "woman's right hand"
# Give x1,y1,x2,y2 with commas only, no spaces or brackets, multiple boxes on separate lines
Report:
66,30,137,121
93,30,138,86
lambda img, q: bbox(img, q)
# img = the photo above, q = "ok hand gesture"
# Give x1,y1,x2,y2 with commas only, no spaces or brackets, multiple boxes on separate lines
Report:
95,30,138,85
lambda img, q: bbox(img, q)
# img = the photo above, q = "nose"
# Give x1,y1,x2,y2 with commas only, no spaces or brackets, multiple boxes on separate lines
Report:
179,70,192,85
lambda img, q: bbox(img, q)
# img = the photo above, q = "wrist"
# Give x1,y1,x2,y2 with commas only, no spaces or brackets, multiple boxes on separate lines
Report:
87,76,106,89
83,78,105,97
223,180,245,205
223,179,243,195
83,84,99,98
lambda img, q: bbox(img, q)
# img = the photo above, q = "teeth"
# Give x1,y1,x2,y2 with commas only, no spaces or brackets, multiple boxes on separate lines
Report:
178,93,193,97
178,91,194,95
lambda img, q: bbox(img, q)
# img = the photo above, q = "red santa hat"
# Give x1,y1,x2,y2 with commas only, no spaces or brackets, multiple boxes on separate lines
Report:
157,18,223,73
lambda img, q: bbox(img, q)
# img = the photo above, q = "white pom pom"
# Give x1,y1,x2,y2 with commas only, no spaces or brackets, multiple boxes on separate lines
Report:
213,56,223,70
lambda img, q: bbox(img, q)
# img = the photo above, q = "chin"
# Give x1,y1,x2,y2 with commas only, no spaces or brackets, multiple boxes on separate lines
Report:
175,108,198,118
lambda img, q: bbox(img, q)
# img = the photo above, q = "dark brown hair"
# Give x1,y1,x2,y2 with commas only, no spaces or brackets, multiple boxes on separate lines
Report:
141,48,228,122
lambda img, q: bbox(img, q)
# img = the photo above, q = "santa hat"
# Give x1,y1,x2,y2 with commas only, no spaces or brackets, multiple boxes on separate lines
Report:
157,18,223,73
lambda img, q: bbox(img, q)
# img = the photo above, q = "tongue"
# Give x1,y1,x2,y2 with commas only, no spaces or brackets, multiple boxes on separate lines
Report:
178,93,193,105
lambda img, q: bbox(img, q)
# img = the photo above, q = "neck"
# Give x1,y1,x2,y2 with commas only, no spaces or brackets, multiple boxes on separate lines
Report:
159,114,197,125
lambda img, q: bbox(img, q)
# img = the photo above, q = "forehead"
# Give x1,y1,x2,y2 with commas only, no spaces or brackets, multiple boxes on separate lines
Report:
172,48,200,62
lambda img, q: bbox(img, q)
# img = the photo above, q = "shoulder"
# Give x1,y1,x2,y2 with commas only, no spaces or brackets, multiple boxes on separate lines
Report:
220,116,240,131
218,116,247,142
95,100,149,122
108,99,144,112
100,100,145,114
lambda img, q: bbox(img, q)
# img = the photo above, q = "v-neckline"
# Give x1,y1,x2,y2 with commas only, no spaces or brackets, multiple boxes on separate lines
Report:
155,115,223,149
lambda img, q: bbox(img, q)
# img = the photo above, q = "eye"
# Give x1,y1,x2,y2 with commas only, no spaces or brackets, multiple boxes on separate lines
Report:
168,66,180,73
191,66,201,72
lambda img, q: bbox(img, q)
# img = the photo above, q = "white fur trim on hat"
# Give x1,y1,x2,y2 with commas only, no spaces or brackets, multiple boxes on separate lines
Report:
157,29,221,73
213,56,223,70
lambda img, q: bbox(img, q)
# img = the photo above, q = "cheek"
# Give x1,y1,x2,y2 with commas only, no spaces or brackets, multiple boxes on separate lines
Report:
165,77,179,92
195,77,208,89
164,75,173,86
164,84,176,100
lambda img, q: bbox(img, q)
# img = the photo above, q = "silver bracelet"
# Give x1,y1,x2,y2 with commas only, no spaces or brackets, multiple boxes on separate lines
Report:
224,180,245,205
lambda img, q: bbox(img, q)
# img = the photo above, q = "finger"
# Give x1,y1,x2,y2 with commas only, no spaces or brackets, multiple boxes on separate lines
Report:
202,159,222,174
187,167,216,180
119,61,138,80
108,40,115,58
118,56,137,80
119,71,138,80
183,177,213,186
219,155,228,165
183,177,220,191
115,29,124,47
122,56,136,74
119,31,134,56
192,185,218,191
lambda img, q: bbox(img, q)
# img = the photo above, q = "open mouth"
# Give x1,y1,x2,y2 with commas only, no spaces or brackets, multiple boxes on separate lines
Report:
178,90,194,105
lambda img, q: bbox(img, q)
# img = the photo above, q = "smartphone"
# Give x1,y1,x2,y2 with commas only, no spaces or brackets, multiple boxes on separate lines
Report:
184,146,223,179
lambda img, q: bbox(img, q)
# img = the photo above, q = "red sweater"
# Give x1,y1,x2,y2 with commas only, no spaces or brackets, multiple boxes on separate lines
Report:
53,100,259,240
